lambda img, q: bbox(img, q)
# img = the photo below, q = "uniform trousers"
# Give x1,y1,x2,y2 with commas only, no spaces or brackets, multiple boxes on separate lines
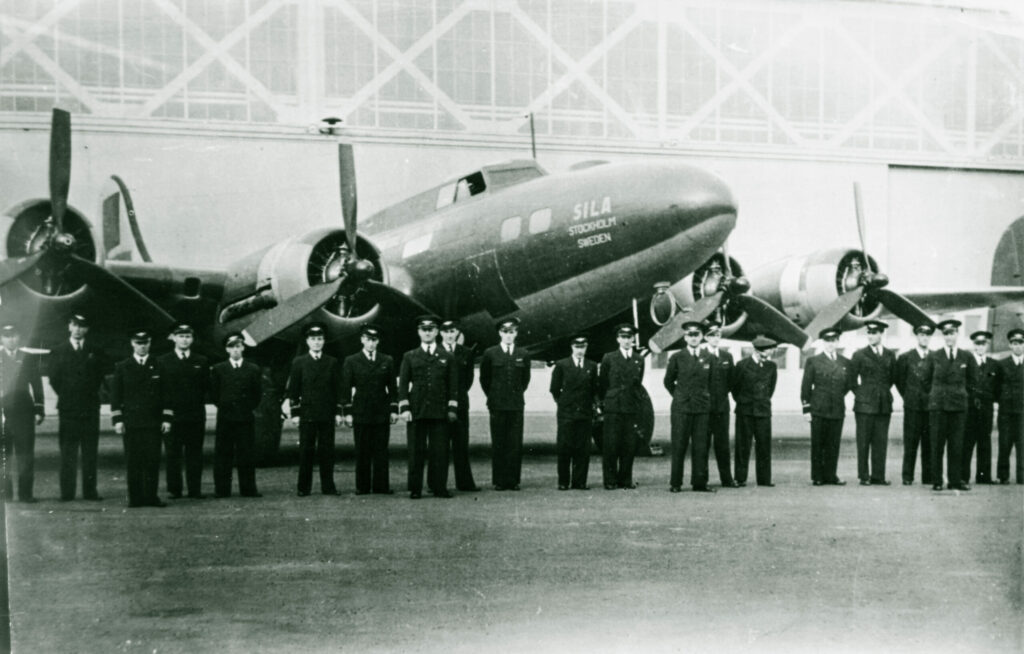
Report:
901,409,932,484
123,425,161,506
996,412,1023,483
489,410,524,488
408,419,449,494
930,410,965,487
601,412,637,487
735,415,772,485
164,419,205,497
353,423,390,493
58,413,100,500
556,417,591,489
669,412,709,489
0,409,35,501
709,410,734,485
854,413,891,483
450,401,476,490
213,419,257,496
297,420,337,494
810,416,843,483
964,403,994,483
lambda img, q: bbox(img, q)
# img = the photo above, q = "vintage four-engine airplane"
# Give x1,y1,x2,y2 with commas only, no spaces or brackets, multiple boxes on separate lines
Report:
1,109,1021,458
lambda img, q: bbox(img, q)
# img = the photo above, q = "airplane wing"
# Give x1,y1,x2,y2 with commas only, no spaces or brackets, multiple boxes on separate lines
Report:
900,287,1024,313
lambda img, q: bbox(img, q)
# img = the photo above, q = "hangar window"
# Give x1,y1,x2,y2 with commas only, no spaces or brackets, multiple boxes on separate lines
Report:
403,232,432,259
528,208,551,234
500,216,521,242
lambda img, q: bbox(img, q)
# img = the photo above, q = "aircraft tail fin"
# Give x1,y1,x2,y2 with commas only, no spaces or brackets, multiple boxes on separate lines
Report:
990,216,1024,351
99,175,152,263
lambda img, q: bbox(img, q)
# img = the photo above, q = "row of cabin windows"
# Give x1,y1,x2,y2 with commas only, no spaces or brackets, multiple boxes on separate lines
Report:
501,208,552,241
401,207,553,259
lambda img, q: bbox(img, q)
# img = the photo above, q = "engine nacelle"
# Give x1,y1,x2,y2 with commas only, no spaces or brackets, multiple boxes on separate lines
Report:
656,252,747,335
217,227,385,342
0,199,98,299
748,248,882,331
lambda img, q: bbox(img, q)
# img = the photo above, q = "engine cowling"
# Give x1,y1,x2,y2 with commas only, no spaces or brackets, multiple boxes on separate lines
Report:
1,199,98,298
654,252,747,335
748,248,882,331
217,227,385,341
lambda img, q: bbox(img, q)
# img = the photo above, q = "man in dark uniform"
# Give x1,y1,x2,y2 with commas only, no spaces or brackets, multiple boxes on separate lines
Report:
922,319,979,491
341,324,398,495
895,324,934,485
703,321,736,488
732,336,778,487
995,328,1024,484
0,323,44,503
288,323,342,496
964,330,998,485
439,320,479,492
110,330,173,507
801,328,851,486
479,317,531,491
849,320,897,486
48,314,105,501
549,335,598,490
209,332,262,498
664,321,714,493
597,324,645,490
158,323,209,499
398,316,458,499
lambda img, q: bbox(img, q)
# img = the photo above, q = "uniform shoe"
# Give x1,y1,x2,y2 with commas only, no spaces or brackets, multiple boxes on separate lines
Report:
998,479,1010,485
727,480,740,488
409,491,422,499
297,490,310,497
458,486,481,492
150,500,168,508
355,490,370,495
187,493,206,500
859,479,871,486
168,492,183,499
373,489,395,495
693,486,716,493
558,485,570,491
604,484,617,490
759,483,775,487
510,485,521,491
241,492,262,498
872,480,891,486
669,486,682,493
902,479,913,486
322,489,341,496
621,483,637,489
735,481,747,487
813,481,824,487
494,485,507,491
829,479,846,486
931,484,943,491
573,485,590,490
434,490,454,498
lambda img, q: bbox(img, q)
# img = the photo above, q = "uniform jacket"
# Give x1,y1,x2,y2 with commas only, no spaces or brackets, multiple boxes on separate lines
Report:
894,348,932,412
849,345,896,415
995,357,1024,414
110,356,172,427
442,343,475,400
800,352,852,419
705,347,734,413
287,353,343,421
0,348,44,417
398,345,458,420
479,345,531,411
731,356,777,417
970,356,999,407
341,351,398,425
922,348,978,412
157,351,209,422
209,359,262,422
598,349,645,414
549,356,598,420
663,347,712,414
48,340,105,417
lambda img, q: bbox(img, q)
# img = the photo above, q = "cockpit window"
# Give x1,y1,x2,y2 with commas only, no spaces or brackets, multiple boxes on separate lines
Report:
486,166,544,190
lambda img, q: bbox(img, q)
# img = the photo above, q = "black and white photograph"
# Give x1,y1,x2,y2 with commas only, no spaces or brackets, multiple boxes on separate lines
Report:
0,0,1022,652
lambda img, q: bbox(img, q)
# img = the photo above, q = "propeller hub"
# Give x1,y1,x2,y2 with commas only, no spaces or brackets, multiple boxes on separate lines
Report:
729,276,751,295
350,258,375,282
52,232,76,251
869,272,889,289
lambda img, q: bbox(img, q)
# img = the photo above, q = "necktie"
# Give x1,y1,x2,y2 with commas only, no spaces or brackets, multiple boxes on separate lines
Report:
505,346,511,356
429,346,435,355
690,348,697,357
575,358,582,369
233,361,240,369
369,353,375,362
73,341,81,351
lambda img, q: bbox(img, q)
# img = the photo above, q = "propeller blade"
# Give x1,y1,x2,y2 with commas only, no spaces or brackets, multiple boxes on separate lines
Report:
649,291,724,353
0,251,45,286
734,295,809,347
65,255,176,331
242,277,344,347
852,181,872,272
338,143,358,253
873,289,936,330
721,240,733,278
801,287,865,348
49,108,72,233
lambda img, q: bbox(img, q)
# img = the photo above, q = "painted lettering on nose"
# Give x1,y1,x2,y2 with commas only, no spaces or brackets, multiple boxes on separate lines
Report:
572,196,612,220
